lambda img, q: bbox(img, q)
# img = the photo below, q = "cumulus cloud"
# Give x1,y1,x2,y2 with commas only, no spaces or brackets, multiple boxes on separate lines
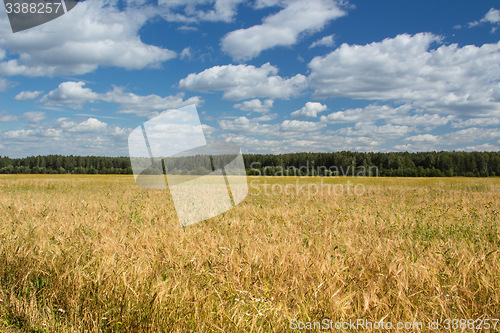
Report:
158,0,245,23
41,82,99,109
403,134,439,142
0,0,176,77
217,98,500,152
62,118,108,133
178,26,198,31
22,111,47,124
219,129,381,154
467,8,500,29
309,33,500,116
464,143,500,151
309,34,335,48
40,81,202,117
253,0,282,9
389,114,454,127
218,116,279,136
280,119,326,131
14,90,43,101
451,116,500,128
0,116,131,156
335,122,412,139
393,127,500,152
220,0,346,61
291,102,327,118
0,111,18,122
320,104,409,124
178,63,307,100
201,124,217,137
0,77,17,92
320,102,499,133
254,113,278,121
233,99,274,113
0,78,9,92
483,8,500,24
218,115,325,138
441,127,500,144
180,47,192,60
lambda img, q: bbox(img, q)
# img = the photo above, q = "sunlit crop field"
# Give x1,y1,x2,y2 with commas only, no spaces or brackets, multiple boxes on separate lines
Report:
0,175,499,332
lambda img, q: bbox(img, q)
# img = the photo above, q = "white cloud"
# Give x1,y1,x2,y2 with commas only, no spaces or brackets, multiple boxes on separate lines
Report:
403,134,439,142
309,34,335,48
291,102,327,118
335,122,411,139
0,78,9,92
104,88,202,118
441,127,500,144
8,128,64,140
0,77,17,92
233,99,274,113
308,33,500,116
0,116,131,156
0,111,17,122
217,114,382,154
221,132,381,154
158,0,245,23
280,119,326,132
178,26,198,31
218,115,326,137
464,143,500,151
41,82,99,109
14,90,43,101
220,0,346,61
201,124,217,136
254,113,278,121
180,47,192,60
22,111,47,124
41,81,202,117
451,116,500,128
320,104,409,124
483,8,500,24
253,0,283,9
218,116,279,136
65,118,108,133
389,114,454,127
178,63,307,100
392,143,437,152
468,8,500,28
0,0,176,77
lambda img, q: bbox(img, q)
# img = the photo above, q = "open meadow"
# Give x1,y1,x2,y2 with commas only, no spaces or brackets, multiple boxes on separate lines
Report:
0,175,499,332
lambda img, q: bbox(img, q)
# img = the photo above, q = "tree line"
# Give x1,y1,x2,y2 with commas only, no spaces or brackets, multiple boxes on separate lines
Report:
0,151,499,177
243,151,500,177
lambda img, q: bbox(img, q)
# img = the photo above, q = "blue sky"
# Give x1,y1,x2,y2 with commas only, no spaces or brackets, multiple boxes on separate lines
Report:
0,0,499,157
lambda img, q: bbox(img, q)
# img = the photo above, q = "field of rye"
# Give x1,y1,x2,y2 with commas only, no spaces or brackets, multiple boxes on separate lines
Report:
0,174,499,332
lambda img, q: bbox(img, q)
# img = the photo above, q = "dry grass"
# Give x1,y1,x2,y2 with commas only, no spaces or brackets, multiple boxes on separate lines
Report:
0,174,499,332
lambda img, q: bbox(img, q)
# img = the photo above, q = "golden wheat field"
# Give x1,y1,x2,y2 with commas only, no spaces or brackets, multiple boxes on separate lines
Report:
0,174,499,332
